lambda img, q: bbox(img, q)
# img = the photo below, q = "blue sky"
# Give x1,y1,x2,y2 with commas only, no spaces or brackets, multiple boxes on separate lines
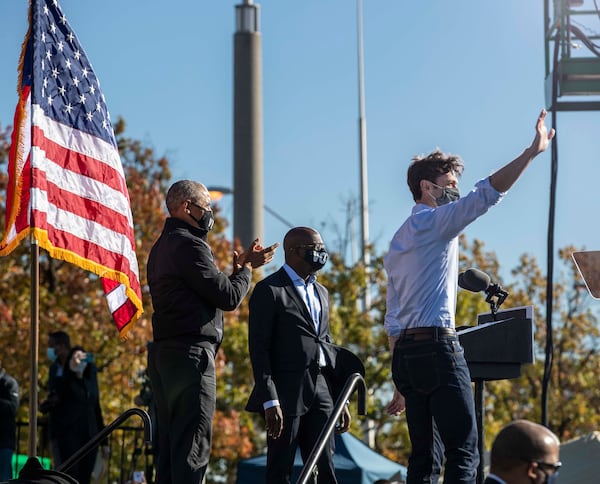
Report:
1,0,599,290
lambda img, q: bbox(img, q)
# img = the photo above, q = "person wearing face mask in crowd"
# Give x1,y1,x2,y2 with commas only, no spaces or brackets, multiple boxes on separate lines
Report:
246,226,364,483
40,331,104,484
485,420,561,484
0,359,19,481
384,110,555,483
41,331,72,467
146,180,279,484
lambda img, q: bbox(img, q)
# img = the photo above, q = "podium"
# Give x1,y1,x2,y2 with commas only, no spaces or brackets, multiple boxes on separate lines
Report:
458,307,535,380
457,306,534,484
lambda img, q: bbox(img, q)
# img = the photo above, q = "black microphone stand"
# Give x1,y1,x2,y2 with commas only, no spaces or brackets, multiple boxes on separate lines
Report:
474,283,508,484
485,284,508,320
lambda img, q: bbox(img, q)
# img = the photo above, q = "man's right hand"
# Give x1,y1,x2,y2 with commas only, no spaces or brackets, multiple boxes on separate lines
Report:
386,388,406,416
265,405,283,439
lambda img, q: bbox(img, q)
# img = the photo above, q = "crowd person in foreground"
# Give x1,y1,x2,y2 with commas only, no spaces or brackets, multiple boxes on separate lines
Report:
485,419,561,484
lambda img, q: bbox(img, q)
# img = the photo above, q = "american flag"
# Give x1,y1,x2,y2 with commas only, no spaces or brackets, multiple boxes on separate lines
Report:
0,0,143,337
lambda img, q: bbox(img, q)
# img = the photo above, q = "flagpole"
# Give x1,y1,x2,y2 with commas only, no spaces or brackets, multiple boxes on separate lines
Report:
29,239,40,457
357,0,370,311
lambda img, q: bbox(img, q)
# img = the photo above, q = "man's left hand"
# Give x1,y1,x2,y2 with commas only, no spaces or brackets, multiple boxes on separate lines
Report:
335,405,351,434
529,109,556,156
236,239,279,269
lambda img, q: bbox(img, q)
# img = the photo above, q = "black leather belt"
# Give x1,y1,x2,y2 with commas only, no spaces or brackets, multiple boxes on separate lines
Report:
400,327,456,342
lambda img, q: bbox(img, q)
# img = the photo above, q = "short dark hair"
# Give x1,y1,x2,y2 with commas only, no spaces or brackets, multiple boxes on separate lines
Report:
165,180,209,216
48,331,71,349
407,149,464,201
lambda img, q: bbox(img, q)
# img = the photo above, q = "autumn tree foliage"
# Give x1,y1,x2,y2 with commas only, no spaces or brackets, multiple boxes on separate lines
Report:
474,244,600,445
1,122,599,482
0,118,259,482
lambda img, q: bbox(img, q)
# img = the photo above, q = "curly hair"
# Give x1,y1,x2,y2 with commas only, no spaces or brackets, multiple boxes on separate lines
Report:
407,149,464,201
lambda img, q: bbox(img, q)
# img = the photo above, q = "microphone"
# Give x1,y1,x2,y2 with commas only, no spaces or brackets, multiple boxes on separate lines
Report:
458,268,491,293
458,268,509,316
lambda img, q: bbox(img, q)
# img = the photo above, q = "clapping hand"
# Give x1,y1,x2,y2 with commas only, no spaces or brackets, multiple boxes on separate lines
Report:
234,238,279,270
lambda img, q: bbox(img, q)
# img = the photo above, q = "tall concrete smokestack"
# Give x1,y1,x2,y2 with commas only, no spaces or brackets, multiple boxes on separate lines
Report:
233,0,263,247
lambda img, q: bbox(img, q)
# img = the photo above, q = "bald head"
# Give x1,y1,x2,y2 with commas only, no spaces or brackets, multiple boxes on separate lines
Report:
490,420,560,482
283,227,326,279
283,227,320,253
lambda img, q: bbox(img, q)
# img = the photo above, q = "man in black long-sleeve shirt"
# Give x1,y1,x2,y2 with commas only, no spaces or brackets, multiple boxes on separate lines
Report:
147,180,278,483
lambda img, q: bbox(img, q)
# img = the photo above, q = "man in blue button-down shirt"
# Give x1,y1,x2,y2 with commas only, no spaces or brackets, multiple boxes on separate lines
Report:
384,110,555,483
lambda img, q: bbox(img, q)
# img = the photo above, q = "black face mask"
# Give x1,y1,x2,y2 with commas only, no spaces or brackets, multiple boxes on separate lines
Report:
436,186,460,205
190,209,214,232
429,182,460,206
302,248,328,272
538,469,559,484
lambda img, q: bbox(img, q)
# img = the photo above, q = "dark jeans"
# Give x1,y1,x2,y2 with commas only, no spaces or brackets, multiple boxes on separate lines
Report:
392,334,478,484
148,340,216,484
431,421,443,484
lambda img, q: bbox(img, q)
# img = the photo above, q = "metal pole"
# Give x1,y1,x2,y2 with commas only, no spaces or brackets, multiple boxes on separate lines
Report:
297,373,367,484
234,0,264,247
263,205,294,229
357,0,371,309
29,239,39,457
357,0,374,449
474,380,485,484
207,186,294,229
542,23,561,428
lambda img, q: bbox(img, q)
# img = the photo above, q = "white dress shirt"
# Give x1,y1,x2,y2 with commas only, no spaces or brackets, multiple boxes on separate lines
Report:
384,177,503,337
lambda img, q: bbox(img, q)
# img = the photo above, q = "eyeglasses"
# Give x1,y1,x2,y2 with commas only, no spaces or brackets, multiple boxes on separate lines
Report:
189,201,211,213
294,244,326,251
536,461,562,474
430,181,458,190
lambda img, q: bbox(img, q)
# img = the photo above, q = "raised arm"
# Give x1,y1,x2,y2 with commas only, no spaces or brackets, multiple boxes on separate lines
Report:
489,109,555,193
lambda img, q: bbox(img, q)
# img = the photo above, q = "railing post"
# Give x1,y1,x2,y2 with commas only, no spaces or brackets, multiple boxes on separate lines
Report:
56,408,151,474
296,373,366,484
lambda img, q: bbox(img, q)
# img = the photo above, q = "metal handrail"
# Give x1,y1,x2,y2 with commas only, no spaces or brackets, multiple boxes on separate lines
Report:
296,373,366,484
55,407,151,474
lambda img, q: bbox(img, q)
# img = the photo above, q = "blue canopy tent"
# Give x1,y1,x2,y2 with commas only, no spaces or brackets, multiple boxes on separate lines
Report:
236,432,407,484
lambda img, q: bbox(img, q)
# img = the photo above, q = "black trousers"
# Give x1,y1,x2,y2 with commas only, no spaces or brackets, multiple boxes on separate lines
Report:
266,373,337,484
148,340,216,484
56,432,97,484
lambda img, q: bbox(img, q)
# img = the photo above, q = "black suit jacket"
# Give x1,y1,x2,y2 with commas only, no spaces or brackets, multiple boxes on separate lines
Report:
246,267,364,416
483,476,505,484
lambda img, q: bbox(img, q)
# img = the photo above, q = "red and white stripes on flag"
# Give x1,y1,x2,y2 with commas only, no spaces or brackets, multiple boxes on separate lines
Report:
0,0,143,338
